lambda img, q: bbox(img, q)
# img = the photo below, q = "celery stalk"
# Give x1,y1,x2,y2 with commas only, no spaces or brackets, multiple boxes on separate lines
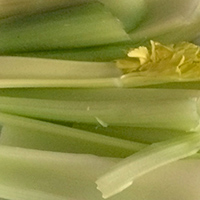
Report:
0,56,122,79
1,41,200,89
129,0,200,44
0,112,146,157
96,133,200,198
0,0,93,18
0,2,130,54
99,0,146,32
6,42,134,62
72,124,193,144
0,145,117,200
0,89,199,131
0,146,200,200
0,88,199,101
117,41,200,89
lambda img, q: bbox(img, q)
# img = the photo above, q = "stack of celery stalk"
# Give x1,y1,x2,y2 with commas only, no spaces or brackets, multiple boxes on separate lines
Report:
0,0,200,200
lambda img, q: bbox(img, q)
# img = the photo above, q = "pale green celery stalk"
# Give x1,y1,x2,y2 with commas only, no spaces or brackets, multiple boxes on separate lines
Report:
0,2,130,54
99,0,146,32
72,124,193,144
0,78,122,88
0,89,199,131
0,112,145,158
96,133,200,198
0,56,121,79
129,0,200,44
0,0,93,19
0,146,200,200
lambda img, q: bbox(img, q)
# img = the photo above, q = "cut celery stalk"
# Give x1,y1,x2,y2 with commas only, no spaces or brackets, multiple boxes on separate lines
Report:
0,56,122,79
99,0,146,32
0,0,93,18
0,89,199,131
96,133,200,198
0,112,146,157
0,2,130,54
0,146,200,200
129,0,200,44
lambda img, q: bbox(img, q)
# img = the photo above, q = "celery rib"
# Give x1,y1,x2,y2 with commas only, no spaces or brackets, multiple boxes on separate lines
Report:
0,2,130,54
0,112,146,158
0,0,94,19
99,0,146,32
0,56,122,79
129,0,200,44
0,145,200,200
0,145,117,200
72,124,193,144
96,133,200,198
0,89,199,131
1,40,200,89
6,42,133,62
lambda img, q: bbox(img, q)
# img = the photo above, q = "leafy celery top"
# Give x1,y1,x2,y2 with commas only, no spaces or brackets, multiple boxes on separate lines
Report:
117,41,200,81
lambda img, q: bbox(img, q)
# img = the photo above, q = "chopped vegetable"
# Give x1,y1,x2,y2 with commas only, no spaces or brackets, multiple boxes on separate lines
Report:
0,0,200,200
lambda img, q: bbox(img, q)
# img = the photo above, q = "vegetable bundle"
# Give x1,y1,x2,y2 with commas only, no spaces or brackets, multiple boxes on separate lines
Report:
0,0,200,200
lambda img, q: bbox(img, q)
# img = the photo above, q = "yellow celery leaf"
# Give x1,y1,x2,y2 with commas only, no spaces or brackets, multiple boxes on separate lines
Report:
117,41,200,81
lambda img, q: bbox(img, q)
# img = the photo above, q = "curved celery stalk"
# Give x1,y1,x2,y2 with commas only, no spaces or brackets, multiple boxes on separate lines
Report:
99,0,146,32
129,0,200,44
0,2,130,54
0,112,146,158
96,133,200,198
0,89,199,131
